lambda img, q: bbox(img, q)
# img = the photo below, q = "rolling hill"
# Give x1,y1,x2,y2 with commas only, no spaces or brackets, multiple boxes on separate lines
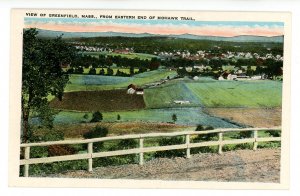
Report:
34,28,283,43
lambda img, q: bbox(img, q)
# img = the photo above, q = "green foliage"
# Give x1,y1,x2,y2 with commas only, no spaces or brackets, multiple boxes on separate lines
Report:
117,114,121,120
99,68,105,75
193,125,217,153
90,111,103,122
24,160,88,176
21,28,76,142
239,131,252,139
83,113,89,120
172,114,177,123
83,125,108,139
196,124,204,131
88,67,96,75
106,67,114,76
83,125,108,152
257,141,281,149
265,130,281,137
92,139,138,167
155,136,185,158
29,129,65,159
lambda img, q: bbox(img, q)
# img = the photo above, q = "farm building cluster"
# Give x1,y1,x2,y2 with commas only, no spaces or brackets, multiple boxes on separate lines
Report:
127,84,144,95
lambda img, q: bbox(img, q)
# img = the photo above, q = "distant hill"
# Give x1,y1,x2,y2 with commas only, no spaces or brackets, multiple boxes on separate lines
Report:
35,29,283,43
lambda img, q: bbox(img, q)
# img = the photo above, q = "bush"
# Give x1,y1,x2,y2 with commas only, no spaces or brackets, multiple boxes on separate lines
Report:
265,130,281,137
28,129,66,158
194,125,216,142
117,114,121,120
83,125,108,139
88,67,96,75
195,124,204,131
155,136,185,158
83,125,108,152
172,114,177,123
192,125,217,153
26,160,88,176
117,139,138,150
90,111,103,122
92,139,138,167
239,131,252,139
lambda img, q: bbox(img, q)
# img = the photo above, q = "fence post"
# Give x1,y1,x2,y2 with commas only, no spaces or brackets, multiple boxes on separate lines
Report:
218,132,223,154
186,134,191,159
23,146,30,177
139,138,144,165
88,142,93,172
253,130,258,151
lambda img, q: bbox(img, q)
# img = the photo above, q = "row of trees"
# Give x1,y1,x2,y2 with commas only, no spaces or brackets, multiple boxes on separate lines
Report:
67,67,148,76
161,56,282,69
72,53,161,71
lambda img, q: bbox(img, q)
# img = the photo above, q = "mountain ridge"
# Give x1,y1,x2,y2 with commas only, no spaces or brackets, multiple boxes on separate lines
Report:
34,28,284,43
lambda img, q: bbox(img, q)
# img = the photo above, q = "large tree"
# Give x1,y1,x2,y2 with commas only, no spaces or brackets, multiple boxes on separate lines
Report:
21,28,76,143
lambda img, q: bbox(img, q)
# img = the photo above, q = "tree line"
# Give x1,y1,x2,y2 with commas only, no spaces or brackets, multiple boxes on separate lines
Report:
70,53,161,71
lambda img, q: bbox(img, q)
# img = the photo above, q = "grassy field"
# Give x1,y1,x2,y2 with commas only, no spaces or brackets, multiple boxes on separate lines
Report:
82,51,158,60
50,90,145,112
187,80,282,108
65,69,177,92
144,82,201,108
43,108,241,128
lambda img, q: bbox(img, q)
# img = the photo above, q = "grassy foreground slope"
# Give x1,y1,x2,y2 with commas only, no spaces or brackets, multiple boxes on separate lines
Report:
187,80,282,108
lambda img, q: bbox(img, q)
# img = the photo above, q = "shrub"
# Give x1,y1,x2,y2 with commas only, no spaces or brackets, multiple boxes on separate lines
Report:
172,114,177,123
83,125,108,152
195,124,204,131
239,131,252,139
194,125,216,141
28,129,66,158
90,111,103,122
155,136,185,158
88,67,96,75
117,139,138,150
83,125,108,139
265,130,281,137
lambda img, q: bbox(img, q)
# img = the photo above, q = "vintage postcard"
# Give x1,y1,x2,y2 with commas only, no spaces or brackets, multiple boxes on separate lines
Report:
9,9,291,189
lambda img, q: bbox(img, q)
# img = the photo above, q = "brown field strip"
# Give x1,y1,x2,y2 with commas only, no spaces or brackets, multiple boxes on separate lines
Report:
50,90,146,112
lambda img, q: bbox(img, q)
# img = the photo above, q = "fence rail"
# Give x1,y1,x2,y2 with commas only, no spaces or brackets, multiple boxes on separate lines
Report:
20,127,281,177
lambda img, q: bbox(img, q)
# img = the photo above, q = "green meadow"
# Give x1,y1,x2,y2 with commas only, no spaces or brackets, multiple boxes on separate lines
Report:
65,69,177,92
187,80,282,108
48,108,240,128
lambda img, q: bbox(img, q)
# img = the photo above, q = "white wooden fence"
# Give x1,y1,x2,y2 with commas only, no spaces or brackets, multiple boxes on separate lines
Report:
20,127,281,177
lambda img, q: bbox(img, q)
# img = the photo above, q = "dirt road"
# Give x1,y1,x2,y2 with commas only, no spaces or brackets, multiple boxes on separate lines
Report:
49,148,280,182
